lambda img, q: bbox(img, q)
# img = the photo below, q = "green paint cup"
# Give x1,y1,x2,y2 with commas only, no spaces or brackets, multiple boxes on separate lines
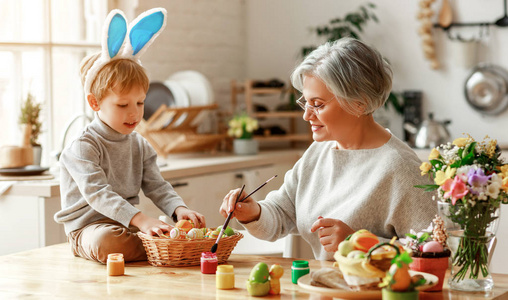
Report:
291,260,310,284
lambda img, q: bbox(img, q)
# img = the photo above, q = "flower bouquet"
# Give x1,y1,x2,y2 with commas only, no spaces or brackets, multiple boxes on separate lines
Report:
227,113,259,155
417,135,508,291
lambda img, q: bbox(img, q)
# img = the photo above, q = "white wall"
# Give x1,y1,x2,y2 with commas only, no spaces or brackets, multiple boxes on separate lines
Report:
245,0,508,145
134,0,247,113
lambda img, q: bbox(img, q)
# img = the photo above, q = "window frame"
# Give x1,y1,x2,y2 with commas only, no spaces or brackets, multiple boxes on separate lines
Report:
0,0,103,165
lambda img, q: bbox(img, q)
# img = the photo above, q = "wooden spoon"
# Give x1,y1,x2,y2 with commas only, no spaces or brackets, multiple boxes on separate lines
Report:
438,0,453,28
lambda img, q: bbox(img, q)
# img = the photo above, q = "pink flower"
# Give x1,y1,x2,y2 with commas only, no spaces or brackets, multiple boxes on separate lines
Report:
444,176,469,205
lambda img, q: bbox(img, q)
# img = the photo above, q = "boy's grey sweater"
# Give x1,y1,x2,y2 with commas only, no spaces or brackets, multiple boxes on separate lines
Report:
243,135,437,260
54,116,186,234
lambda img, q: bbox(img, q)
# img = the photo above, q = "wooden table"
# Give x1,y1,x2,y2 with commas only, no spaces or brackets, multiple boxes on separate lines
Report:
0,243,506,299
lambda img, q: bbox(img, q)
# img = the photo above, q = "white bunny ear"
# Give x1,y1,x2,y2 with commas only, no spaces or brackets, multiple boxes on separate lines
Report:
122,8,167,59
84,9,128,95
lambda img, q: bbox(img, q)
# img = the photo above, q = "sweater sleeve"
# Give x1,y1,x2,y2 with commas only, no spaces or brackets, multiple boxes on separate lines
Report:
241,151,306,241
60,138,140,228
140,139,187,219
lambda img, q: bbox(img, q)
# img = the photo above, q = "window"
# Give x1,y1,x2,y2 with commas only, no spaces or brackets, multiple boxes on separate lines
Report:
0,0,106,165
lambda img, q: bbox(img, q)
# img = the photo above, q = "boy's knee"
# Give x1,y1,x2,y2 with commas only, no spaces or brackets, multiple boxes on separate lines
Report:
90,226,145,263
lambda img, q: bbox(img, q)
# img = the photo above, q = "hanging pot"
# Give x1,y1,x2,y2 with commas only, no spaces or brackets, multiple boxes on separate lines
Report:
464,64,508,115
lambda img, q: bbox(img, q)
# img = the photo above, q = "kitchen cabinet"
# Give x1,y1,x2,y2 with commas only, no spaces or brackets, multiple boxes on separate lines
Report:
138,162,292,228
0,183,65,256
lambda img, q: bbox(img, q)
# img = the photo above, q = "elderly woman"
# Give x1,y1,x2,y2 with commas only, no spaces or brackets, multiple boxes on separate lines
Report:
220,37,436,260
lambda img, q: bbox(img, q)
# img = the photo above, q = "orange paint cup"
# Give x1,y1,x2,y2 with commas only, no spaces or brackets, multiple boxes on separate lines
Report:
409,256,449,292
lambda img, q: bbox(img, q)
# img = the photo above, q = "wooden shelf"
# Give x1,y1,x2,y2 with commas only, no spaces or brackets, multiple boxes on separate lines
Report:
231,79,312,147
253,134,311,141
137,104,225,155
254,111,303,118
250,87,284,94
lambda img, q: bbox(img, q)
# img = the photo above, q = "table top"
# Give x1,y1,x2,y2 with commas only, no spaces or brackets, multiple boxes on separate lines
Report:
0,243,506,299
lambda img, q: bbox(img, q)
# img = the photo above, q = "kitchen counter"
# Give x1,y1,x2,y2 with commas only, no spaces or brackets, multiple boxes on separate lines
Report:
1,243,507,299
1,149,305,198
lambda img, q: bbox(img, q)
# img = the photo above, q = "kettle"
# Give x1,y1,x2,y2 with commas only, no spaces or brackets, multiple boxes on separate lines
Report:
404,113,451,149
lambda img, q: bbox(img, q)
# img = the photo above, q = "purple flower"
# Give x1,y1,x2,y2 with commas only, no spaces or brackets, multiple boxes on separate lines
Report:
467,168,490,189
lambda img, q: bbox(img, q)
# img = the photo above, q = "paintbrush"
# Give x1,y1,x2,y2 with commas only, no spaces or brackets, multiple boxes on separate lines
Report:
210,175,278,253
210,184,244,254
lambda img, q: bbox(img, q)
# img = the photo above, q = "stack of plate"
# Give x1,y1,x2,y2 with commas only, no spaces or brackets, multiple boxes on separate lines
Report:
144,71,214,128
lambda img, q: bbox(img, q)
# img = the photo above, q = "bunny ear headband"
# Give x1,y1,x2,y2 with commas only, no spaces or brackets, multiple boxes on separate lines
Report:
84,8,167,95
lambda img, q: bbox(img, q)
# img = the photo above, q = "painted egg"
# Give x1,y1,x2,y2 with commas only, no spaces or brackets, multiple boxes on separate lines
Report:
187,228,204,239
422,241,444,252
175,220,194,233
169,227,185,239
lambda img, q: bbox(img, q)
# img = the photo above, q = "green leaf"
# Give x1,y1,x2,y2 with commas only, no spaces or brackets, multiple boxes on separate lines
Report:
405,233,417,239
349,31,360,39
414,184,439,192
385,92,403,115
418,232,430,243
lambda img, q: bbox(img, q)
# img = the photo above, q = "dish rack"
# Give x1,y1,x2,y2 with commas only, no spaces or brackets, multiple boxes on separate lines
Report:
138,231,243,267
137,104,226,155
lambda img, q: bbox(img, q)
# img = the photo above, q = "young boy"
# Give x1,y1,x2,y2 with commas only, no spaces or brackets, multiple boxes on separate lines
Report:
54,8,205,263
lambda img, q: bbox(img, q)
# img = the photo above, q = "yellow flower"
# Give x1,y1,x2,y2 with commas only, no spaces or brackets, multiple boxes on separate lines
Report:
434,166,456,185
502,177,508,192
453,138,468,147
428,148,440,160
419,162,432,176
499,165,508,177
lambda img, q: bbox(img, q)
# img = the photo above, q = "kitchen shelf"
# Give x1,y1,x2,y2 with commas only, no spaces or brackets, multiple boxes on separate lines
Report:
254,111,303,118
254,134,310,142
231,79,312,147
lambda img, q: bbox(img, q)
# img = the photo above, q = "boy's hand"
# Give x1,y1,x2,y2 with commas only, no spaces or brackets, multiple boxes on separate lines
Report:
175,206,206,228
130,212,172,237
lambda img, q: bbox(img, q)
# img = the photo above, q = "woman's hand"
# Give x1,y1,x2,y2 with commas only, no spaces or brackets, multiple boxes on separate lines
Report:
174,206,206,228
219,188,261,223
310,217,354,253
130,212,172,237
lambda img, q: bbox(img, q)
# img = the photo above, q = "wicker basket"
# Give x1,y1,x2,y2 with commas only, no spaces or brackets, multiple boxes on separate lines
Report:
138,231,243,267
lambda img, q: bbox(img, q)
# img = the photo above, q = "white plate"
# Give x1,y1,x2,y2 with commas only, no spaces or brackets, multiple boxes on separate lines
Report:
168,71,214,126
297,270,438,299
164,80,190,128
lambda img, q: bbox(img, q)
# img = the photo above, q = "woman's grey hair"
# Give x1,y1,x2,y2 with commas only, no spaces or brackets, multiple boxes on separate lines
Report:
291,37,393,116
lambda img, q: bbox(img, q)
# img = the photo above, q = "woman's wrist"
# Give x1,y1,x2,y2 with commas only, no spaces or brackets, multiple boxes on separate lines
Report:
242,203,262,224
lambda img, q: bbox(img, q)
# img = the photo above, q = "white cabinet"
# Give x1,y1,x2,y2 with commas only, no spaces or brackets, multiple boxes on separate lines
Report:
138,163,290,228
0,195,66,256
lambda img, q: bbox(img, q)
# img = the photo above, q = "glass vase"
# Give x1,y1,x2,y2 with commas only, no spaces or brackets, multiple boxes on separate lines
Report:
437,201,500,292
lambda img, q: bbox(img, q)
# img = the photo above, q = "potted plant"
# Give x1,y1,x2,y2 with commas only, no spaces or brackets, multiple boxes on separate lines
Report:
300,3,404,117
227,113,259,155
19,92,43,165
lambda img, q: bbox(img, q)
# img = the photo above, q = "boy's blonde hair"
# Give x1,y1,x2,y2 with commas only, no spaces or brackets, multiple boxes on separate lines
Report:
80,52,150,102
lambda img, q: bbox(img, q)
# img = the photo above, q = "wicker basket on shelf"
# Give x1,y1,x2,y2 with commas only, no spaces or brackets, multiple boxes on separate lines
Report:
138,231,243,267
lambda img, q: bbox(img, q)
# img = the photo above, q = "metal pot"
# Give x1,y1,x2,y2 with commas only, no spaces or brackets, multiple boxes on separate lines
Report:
464,64,508,115
404,113,451,149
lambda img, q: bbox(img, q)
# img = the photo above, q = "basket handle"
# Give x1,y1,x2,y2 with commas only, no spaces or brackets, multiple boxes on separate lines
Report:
366,242,400,263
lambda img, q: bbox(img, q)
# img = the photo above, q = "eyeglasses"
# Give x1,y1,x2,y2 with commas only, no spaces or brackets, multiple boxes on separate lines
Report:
296,96,331,116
